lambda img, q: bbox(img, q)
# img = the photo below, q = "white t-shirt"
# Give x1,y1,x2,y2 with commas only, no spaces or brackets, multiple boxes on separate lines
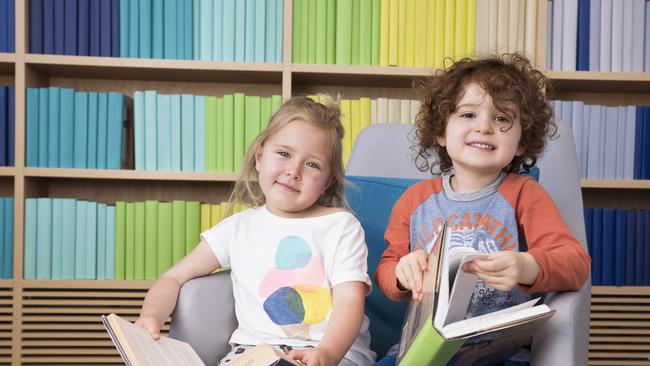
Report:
201,205,375,365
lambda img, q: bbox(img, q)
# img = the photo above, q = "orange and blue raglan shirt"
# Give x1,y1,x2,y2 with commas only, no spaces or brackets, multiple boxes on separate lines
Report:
375,172,590,317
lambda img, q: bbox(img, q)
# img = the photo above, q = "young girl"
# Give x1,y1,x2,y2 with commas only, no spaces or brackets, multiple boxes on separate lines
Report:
136,96,375,366
374,55,591,365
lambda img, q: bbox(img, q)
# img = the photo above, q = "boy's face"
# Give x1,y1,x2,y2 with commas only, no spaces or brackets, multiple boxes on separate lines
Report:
436,82,524,177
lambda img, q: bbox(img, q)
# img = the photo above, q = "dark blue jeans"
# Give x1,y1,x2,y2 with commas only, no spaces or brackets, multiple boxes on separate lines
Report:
372,354,529,366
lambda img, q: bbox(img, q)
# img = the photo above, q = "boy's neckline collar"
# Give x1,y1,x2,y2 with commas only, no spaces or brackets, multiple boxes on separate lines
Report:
441,171,507,202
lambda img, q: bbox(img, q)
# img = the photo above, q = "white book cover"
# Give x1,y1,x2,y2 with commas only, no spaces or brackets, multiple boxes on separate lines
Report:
580,105,591,179
400,99,411,124
410,100,421,125
610,1,623,72
631,0,645,72
571,101,584,175
621,0,634,72
589,0,601,71
508,0,519,52
552,0,563,70
586,105,601,179
561,0,578,71
615,107,627,179
476,0,490,55
524,0,537,62
561,100,573,130
497,0,510,54
546,0,553,68
376,97,389,124
370,98,377,125
489,0,499,54
603,106,618,180
517,0,526,52
598,106,607,179
388,98,401,124
599,0,612,72
624,106,636,180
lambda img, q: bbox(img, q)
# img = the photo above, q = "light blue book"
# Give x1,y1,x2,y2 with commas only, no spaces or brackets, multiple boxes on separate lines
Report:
36,198,52,279
265,0,275,62
86,92,99,169
0,199,4,278
177,0,186,59
244,0,255,61
152,0,164,59
24,199,37,279
134,91,145,170
86,201,97,279
194,95,205,171
599,0,612,71
107,93,124,169
48,87,60,167
59,88,75,168
26,88,39,167
2,198,13,279
170,94,182,170
120,0,129,57
192,0,200,59
144,90,158,171
97,203,106,279
222,0,235,61
38,88,49,167
589,0,601,71
75,200,87,279
254,0,266,62
106,205,116,279
51,198,63,279
275,0,282,63
184,0,193,59
73,92,88,169
128,0,139,57
157,94,172,171
213,0,223,60
181,94,195,171
96,92,108,169
199,0,213,60
61,198,76,279
139,0,152,58
164,0,178,59
234,0,246,61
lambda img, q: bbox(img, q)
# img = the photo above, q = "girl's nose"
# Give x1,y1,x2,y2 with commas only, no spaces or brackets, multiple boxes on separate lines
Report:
285,165,301,179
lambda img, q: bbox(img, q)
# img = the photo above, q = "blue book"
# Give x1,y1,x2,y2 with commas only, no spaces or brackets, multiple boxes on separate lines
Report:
170,94,182,170
163,0,178,59
2,198,13,278
128,0,139,57
87,92,99,169
36,198,52,279
106,205,116,279
37,88,49,167
614,209,627,286
144,90,157,170
634,107,644,179
592,208,603,285
25,88,39,167
119,0,128,57
234,0,245,61
213,0,223,61
244,0,255,61
625,210,636,285
192,0,198,58
183,0,192,59
157,94,172,171
29,0,44,53
51,199,63,279
576,0,590,70
151,0,163,58
644,107,650,179
54,0,65,54
23,199,37,279
7,0,14,52
97,203,106,279
254,0,265,62
74,200,87,279
78,0,90,55
176,0,185,59
111,0,120,56
100,0,112,57
61,198,76,279
64,0,78,55
601,209,615,286
47,87,60,167
584,209,593,260
59,88,75,168
194,95,205,171
86,201,97,279
90,0,101,56
139,0,152,58
106,92,124,169
0,86,6,166
7,85,13,166
133,91,144,169
0,0,7,52
73,91,89,168
96,92,108,169
635,209,645,285
264,0,275,63
42,0,55,54
199,0,213,60
181,94,195,171
222,0,235,61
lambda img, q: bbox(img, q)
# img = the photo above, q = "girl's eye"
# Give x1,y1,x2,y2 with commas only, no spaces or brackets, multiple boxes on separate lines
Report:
277,151,289,158
306,162,321,169
460,112,475,118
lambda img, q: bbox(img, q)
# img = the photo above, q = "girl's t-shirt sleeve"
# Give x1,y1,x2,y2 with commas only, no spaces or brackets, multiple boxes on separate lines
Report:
200,216,235,268
329,214,372,291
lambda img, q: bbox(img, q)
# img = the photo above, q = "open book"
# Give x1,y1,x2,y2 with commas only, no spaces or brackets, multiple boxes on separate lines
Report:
102,314,302,366
396,223,554,365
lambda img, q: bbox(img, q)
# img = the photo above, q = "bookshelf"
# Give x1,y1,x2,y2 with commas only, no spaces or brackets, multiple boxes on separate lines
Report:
1,0,649,365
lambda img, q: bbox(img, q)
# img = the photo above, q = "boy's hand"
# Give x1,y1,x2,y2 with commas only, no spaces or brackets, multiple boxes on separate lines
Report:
134,315,161,340
462,251,540,291
395,249,428,300
288,346,335,366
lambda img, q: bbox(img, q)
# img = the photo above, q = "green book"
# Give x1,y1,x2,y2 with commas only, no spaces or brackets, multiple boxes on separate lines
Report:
271,95,282,114
292,0,302,62
134,202,145,280
125,202,135,280
359,0,372,65
223,94,235,172
157,202,173,277
244,95,261,155
300,0,308,63
144,200,158,280
307,0,317,64
172,200,186,265
205,96,218,172
335,0,352,64
233,93,245,172
185,201,201,254
370,0,380,65
216,97,225,172
350,0,360,65
326,0,336,64
315,0,327,64
260,97,272,131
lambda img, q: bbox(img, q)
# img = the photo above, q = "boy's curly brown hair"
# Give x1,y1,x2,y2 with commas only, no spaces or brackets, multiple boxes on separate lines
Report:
414,54,557,174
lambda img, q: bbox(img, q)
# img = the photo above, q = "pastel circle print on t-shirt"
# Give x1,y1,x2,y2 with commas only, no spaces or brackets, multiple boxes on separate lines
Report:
259,235,332,339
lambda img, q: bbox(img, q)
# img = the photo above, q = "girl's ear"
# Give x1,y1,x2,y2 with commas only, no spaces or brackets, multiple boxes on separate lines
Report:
254,147,263,172
436,135,446,147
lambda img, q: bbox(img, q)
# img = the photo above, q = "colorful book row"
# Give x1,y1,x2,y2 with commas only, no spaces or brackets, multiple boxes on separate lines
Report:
0,85,15,167
548,0,650,72
585,208,650,286
25,87,125,169
0,0,15,53
0,198,13,279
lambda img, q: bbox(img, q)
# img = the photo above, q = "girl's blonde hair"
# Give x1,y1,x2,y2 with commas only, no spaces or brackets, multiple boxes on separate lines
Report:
229,96,346,210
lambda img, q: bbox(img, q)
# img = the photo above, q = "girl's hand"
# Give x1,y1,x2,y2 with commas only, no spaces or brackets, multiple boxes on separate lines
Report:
395,249,428,300
134,314,161,340
462,251,540,291
288,346,336,366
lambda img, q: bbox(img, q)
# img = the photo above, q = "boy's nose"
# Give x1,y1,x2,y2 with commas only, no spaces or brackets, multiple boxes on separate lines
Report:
475,115,494,133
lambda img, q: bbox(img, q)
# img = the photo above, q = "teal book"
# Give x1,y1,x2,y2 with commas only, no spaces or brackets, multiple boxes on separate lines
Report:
47,87,60,167
144,90,158,171
26,88,39,167
171,200,186,264
170,94,182,171
233,93,245,171
73,91,88,169
97,203,107,279
315,0,326,64
244,95,261,152
199,0,213,60
181,94,195,171
96,92,108,169
163,0,178,59
59,88,75,168
157,94,172,171
51,198,63,279
61,198,76,279
134,201,145,280
244,0,255,61
23,198,37,279
192,0,199,58
212,0,223,61
38,88,49,167
292,0,302,63
183,0,192,59
115,201,126,280
86,201,98,279
107,93,124,170
275,0,282,62
194,96,206,171
176,0,185,59
157,202,173,277
152,0,164,59
335,0,352,64
222,0,235,61
128,0,139,57
144,200,158,280
134,91,145,170
36,198,52,279
106,205,116,279
215,97,225,172
234,0,246,61
120,0,129,57
254,0,266,62
223,94,235,172
2,198,13,279
125,202,135,280
74,200,87,279
0,199,4,278
265,0,276,62
86,92,99,169
139,0,152,58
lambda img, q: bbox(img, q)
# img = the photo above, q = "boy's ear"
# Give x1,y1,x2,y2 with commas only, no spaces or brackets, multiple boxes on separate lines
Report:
515,144,525,156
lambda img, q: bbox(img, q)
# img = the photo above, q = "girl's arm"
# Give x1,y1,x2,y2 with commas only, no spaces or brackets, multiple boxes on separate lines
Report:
289,281,367,366
136,240,221,339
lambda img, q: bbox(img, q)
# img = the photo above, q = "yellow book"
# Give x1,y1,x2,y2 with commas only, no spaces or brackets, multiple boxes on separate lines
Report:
497,0,509,54
404,0,416,67
508,0,519,53
210,204,222,226
524,0,537,61
414,0,427,67
426,0,436,66
475,0,489,56
388,0,399,65
444,0,456,62
340,99,352,165
488,0,498,53
359,97,371,131
434,0,446,67
466,0,476,57
454,0,467,59
200,203,211,233
350,99,361,149
397,0,407,65
380,0,389,66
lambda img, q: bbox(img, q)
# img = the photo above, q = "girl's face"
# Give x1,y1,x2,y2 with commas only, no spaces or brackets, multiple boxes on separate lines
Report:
437,82,525,178
255,119,334,218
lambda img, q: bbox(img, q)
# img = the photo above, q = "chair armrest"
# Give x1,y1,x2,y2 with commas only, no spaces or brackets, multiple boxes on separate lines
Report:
531,281,591,366
169,271,237,366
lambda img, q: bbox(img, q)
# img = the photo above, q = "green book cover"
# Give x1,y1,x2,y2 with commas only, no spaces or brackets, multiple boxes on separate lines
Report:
125,202,135,280
244,95,261,154
307,0,317,64
223,94,235,172
144,200,159,280
315,0,327,64
300,0,309,63
271,95,282,114
260,97,272,131
359,0,372,65
233,93,245,172
351,0,360,65
216,97,225,172
292,0,302,62
185,201,201,254
134,201,145,280
157,202,173,278
371,0,381,65
205,96,218,172
398,315,466,366
172,200,186,265
335,0,352,64
326,0,336,64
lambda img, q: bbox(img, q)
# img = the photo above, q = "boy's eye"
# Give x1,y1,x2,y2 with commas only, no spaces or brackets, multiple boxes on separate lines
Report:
306,162,321,169
495,115,510,123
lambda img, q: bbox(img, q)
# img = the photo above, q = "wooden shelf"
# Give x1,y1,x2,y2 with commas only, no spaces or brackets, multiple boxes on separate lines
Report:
0,279,12,287
0,53,14,75
582,180,650,189
547,71,650,94
592,286,650,295
291,63,432,88
20,279,154,289
0,167,15,177
23,168,239,182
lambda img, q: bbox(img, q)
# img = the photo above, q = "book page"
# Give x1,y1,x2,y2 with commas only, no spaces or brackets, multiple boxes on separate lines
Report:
443,253,484,325
103,314,205,366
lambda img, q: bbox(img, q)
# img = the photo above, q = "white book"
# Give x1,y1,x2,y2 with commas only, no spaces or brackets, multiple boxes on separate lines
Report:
388,98,401,124
410,100,421,125
508,0,519,52
370,98,377,125
377,97,389,124
497,0,510,54
589,0,601,71
610,0,623,72
551,0,563,70
631,0,645,72
561,100,573,130
580,105,591,179
476,0,490,55
616,107,627,179
546,1,553,68
586,105,601,179
400,99,411,124
517,0,526,52
598,106,607,179
489,0,499,54
624,106,637,180
621,0,634,72
524,0,537,62
603,106,618,180
599,0,612,72
571,101,584,175
561,0,578,71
